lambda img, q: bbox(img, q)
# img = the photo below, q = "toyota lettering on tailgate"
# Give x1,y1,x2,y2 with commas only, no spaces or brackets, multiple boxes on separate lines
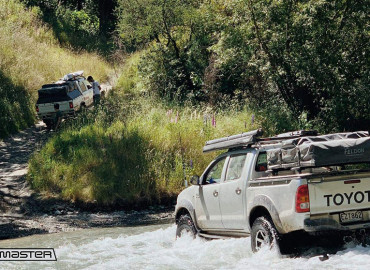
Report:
324,191,370,206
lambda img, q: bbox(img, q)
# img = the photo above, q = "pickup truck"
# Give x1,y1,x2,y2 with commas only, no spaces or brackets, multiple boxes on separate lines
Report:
175,129,370,253
36,71,93,128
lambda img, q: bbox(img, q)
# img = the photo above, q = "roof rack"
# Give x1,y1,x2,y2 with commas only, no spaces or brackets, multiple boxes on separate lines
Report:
203,130,370,153
257,130,369,147
203,129,320,153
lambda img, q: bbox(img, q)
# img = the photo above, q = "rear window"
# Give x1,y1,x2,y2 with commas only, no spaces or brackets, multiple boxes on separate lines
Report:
255,152,267,172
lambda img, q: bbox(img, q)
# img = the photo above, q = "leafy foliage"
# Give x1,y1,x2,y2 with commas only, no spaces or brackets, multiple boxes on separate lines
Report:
117,0,213,103
116,0,370,132
0,0,111,138
22,0,117,54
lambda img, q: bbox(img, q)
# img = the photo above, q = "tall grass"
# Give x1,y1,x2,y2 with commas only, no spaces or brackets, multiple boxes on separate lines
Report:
28,51,259,207
0,0,111,137
28,95,258,206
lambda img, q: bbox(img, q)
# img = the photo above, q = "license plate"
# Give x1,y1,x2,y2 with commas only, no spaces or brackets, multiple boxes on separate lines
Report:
339,210,363,223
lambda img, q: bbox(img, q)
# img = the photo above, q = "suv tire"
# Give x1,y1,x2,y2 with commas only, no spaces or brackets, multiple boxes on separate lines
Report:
176,214,197,238
251,217,279,253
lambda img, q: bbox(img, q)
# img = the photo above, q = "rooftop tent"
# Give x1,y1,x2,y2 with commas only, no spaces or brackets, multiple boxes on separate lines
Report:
266,131,370,170
299,136,370,167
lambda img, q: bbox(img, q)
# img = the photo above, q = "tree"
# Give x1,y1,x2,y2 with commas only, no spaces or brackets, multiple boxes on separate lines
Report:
117,0,208,100
209,0,369,131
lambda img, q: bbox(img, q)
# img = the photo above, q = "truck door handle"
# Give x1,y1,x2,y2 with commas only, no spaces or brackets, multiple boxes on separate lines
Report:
235,188,242,195
213,191,219,197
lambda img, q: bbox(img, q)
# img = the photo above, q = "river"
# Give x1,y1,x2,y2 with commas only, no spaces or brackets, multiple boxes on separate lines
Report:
0,224,370,270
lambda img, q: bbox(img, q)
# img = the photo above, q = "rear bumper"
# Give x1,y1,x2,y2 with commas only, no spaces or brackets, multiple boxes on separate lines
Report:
304,218,370,232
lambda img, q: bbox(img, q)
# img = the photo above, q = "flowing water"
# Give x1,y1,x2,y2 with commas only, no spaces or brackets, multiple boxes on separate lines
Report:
0,224,369,270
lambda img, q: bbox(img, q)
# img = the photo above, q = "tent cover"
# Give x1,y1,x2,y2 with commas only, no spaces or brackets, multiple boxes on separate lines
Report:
266,131,370,169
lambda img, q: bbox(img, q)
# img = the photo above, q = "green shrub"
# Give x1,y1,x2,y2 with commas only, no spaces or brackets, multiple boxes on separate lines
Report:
0,0,111,138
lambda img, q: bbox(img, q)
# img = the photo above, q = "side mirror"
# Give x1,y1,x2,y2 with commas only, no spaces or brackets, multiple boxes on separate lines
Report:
190,175,200,185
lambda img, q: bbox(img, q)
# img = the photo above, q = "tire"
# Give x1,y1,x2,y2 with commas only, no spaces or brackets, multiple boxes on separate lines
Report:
176,214,197,239
251,217,280,253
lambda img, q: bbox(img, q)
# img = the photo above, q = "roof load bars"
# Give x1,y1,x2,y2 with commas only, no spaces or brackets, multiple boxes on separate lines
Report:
203,129,263,153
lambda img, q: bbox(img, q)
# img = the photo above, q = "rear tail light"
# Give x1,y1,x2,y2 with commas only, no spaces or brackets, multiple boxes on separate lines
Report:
69,102,73,109
296,184,310,213
36,105,39,112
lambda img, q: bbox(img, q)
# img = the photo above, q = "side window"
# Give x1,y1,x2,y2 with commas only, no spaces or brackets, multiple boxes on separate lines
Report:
255,152,267,172
225,154,247,181
204,157,226,184
73,82,79,92
79,81,87,92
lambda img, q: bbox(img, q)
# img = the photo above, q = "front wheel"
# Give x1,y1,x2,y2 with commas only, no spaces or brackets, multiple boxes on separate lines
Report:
176,214,197,239
251,217,279,253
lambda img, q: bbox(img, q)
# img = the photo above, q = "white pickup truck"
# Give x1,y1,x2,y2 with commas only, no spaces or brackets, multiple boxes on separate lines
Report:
175,130,370,253
36,71,93,128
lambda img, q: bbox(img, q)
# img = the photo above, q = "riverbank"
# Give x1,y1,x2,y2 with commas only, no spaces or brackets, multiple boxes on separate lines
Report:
0,195,175,240
0,169,175,241
0,120,175,241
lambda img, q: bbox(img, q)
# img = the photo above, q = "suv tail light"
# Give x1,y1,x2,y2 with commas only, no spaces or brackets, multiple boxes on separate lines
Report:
36,105,39,112
69,102,73,109
296,184,310,213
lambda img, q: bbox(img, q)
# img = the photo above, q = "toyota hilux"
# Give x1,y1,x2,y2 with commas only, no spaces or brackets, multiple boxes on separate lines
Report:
175,129,370,253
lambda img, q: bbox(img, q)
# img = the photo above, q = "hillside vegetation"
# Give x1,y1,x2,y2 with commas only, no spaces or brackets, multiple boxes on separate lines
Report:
28,53,259,206
28,0,369,207
0,0,111,138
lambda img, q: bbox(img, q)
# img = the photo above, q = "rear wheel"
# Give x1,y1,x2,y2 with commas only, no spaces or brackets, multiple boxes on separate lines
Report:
251,217,279,253
176,214,197,238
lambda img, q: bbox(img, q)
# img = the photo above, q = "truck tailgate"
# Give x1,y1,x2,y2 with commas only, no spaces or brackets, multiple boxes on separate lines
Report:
37,102,72,120
38,103,56,114
308,172,370,215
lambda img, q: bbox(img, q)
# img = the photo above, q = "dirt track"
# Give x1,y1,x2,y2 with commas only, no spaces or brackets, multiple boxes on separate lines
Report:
0,90,174,241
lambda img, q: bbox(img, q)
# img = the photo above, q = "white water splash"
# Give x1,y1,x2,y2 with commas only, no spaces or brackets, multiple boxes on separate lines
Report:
0,225,370,270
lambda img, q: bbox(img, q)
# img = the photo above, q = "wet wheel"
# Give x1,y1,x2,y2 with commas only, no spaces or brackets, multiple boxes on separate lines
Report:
176,214,197,238
251,217,279,253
